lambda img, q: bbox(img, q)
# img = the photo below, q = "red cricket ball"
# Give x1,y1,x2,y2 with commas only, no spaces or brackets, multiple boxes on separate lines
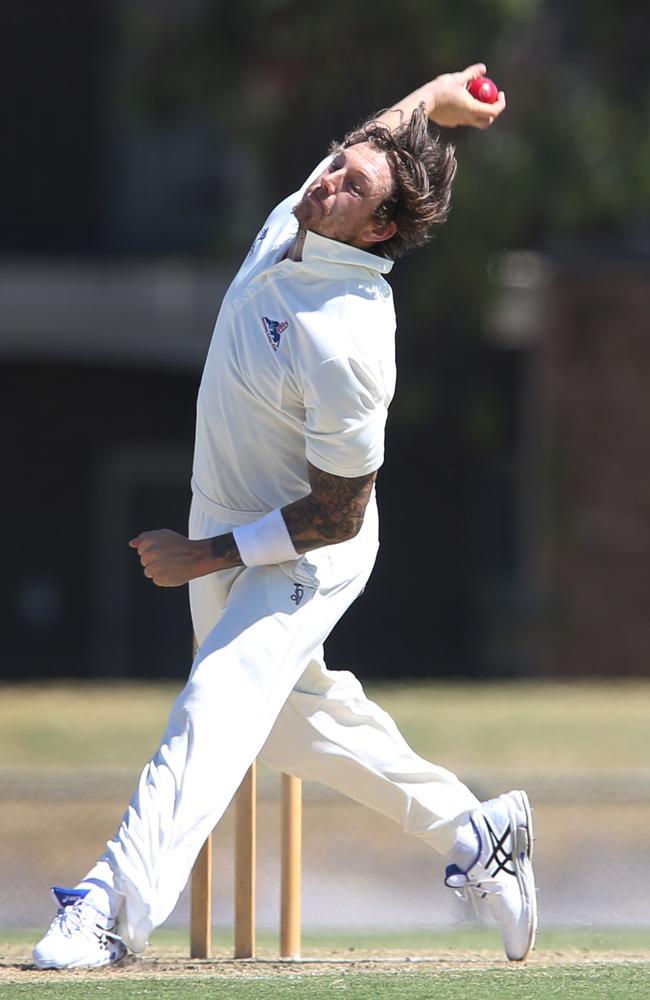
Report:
467,77,499,104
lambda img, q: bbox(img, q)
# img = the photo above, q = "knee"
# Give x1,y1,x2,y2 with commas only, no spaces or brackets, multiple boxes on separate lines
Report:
169,664,220,727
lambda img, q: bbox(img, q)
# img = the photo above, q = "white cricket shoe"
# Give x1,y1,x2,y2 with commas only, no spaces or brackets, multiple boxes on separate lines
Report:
33,887,127,970
445,789,537,961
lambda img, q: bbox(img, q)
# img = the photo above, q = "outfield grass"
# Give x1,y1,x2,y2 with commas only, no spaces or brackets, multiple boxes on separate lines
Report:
2,681,649,998
151,924,650,954
2,679,649,773
4,925,650,956
3,966,650,1000
2,928,650,1000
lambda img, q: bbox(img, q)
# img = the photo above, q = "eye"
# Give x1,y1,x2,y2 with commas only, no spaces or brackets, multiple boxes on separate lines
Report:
349,182,363,196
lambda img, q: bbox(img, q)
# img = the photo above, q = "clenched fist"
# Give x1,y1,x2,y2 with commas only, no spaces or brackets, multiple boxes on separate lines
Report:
129,529,213,587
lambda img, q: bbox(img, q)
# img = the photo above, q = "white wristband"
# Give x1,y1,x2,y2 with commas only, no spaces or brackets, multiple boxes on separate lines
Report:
233,508,300,567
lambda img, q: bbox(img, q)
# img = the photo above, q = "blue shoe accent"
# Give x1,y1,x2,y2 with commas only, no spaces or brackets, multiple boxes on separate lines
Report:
444,862,478,890
52,887,90,908
445,864,461,878
34,887,126,969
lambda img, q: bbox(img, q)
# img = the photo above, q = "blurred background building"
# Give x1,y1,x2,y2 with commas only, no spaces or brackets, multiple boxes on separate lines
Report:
1,0,648,682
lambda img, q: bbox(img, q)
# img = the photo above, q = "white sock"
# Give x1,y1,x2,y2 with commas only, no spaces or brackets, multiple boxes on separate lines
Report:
449,819,481,872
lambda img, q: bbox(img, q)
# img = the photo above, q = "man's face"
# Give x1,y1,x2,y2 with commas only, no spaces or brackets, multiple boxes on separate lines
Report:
293,142,396,250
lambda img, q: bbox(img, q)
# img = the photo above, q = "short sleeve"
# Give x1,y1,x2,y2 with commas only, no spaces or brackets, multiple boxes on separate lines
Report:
302,356,387,477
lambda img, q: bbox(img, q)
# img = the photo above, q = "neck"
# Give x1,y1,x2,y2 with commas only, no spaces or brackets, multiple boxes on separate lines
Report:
286,227,307,261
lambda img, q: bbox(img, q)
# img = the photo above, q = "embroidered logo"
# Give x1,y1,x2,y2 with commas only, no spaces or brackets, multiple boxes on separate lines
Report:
247,226,268,257
290,584,304,606
262,316,288,352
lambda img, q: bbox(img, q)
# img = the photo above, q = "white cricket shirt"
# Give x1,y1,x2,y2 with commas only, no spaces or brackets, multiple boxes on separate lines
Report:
191,159,397,524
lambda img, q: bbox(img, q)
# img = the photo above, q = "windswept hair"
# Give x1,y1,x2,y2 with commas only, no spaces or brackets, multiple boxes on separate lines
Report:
334,103,457,260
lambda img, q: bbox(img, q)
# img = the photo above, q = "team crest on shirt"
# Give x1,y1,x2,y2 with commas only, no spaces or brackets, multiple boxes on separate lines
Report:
262,316,288,351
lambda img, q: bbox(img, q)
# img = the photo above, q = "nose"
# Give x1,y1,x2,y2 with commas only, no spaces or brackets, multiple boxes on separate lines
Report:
319,166,342,196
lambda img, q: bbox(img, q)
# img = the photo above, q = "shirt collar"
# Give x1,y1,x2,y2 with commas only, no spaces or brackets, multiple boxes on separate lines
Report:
301,229,394,276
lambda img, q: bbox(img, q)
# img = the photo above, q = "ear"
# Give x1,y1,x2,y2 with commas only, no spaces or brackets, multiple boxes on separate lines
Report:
363,219,397,245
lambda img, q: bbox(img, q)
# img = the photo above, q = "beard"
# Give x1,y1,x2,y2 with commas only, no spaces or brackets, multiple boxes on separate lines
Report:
292,193,356,246
292,188,382,252
292,191,322,231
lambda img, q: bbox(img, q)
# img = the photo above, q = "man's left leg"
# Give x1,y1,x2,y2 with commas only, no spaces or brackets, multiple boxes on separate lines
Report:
260,657,537,961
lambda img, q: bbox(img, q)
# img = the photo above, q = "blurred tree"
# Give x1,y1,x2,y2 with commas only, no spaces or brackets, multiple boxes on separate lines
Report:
4,1,646,677
111,0,650,316
55,0,650,676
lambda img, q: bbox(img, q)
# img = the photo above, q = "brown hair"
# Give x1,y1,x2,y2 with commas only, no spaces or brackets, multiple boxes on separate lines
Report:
336,103,457,260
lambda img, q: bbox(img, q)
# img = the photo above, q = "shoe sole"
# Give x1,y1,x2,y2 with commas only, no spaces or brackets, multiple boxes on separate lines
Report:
504,789,538,961
33,940,127,970
33,952,127,970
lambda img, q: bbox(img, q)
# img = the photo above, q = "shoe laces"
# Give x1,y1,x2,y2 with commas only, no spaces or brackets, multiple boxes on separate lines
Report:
446,864,507,907
458,811,517,879
445,811,516,910
52,900,108,941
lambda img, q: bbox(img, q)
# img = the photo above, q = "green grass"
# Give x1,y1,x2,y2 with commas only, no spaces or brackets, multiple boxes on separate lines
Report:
153,925,650,954
2,966,650,1000
2,679,649,774
0,683,180,772
4,924,649,955
3,929,649,1000
368,680,650,775
2,682,649,999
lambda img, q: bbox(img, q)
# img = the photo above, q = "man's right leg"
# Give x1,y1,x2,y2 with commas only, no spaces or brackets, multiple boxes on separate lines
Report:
35,563,323,964
35,511,379,966
84,563,325,955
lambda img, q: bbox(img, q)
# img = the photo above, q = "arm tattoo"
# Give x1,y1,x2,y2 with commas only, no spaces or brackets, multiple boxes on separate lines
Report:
283,463,376,553
210,532,242,566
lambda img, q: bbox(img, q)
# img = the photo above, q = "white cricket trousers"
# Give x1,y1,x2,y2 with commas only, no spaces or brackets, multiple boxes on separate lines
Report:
86,495,479,952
